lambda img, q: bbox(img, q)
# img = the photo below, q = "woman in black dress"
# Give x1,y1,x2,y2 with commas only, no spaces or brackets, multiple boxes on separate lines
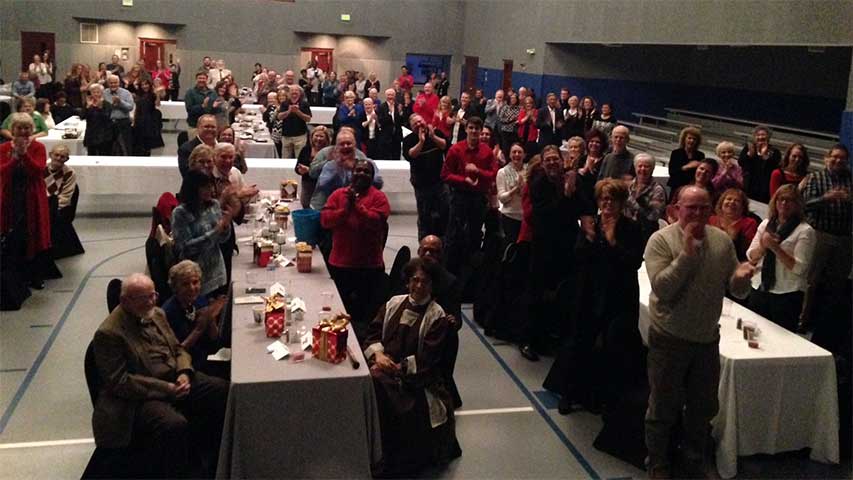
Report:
545,178,645,414
132,79,164,156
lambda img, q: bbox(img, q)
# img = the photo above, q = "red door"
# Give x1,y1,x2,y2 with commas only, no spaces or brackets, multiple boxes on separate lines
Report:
464,56,479,93
140,40,163,71
304,48,333,73
502,59,513,92
20,31,55,72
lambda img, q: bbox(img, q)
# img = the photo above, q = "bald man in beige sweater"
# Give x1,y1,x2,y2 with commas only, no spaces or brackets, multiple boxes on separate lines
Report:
643,186,754,479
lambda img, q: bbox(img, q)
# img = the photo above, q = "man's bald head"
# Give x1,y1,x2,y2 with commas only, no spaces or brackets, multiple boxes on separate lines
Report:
676,185,712,227
418,235,444,264
120,273,157,317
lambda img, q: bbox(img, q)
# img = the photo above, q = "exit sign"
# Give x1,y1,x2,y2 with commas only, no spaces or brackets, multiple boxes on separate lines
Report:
340,13,351,22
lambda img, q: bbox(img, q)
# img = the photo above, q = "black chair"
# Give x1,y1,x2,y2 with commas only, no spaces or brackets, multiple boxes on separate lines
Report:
51,185,85,259
82,339,150,479
106,279,121,314
387,246,411,298
177,130,188,148
145,237,172,304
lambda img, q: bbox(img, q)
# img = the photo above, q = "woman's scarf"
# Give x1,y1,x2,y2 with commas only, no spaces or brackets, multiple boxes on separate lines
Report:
760,217,798,291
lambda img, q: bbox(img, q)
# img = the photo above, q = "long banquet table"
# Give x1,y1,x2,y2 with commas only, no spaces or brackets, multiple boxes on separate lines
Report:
637,263,839,478
217,220,382,478
158,100,327,122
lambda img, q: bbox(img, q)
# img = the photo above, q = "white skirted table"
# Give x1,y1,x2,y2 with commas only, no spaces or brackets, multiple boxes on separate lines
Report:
638,263,839,478
41,116,87,155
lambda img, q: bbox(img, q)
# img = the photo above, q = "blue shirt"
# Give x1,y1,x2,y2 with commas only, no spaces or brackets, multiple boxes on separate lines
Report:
103,87,135,121
311,159,384,210
162,295,213,371
12,80,35,97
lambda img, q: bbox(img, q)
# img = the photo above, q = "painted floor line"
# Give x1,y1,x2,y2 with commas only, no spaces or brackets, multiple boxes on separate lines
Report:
0,245,145,435
0,438,94,449
460,309,601,480
455,406,535,416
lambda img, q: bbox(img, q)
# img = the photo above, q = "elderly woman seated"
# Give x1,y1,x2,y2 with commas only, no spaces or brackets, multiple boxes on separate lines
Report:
162,260,227,374
364,258,462,477
45,145,84,259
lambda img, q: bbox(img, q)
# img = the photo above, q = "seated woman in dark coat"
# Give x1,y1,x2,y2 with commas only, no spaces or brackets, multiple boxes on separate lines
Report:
363,258,461,477
161,260,226,375
546,178,645,415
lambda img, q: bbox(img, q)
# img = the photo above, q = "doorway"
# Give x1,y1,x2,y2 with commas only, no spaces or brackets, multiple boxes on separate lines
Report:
502,59,513,92
139,38,176,71
463,56,479,93
301,48,333,73
20,31,55,72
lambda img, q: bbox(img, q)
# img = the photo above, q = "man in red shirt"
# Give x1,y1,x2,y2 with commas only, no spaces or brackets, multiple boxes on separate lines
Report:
413,81,439,126
440,117,498,274
397,65,414,94
320,159,391,339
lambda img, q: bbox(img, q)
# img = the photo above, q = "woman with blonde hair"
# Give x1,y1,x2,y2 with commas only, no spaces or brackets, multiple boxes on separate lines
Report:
668,126,705,191
746,184,815,331
433,95,453,138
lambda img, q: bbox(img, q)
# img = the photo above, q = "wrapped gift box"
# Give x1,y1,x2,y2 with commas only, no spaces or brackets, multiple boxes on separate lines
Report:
264,294,287,338
254,240,274,267
312,314,351,363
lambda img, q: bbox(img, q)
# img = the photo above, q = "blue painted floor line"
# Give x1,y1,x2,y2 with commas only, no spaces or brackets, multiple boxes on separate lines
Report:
0,245,144,435
0,369,27,373
460,310,601,479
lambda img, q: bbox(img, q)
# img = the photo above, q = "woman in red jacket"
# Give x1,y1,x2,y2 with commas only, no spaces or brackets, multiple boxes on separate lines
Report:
0,113,52,290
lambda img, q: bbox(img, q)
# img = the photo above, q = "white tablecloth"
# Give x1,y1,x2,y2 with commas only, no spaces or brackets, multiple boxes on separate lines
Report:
242,140,276,158
309,106,335,125
240,103,262,115
65,157,415,215
41,116,87,155
159,100,187,120
638,264,839,478
0,95,11,106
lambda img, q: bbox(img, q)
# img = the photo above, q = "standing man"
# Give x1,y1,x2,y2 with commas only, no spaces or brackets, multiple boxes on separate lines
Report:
103,75,135,156
417,235,463,408
397,65,414,94
799,144,851,334
483,89,505,133
320,160,391,340
277,85,312,158
207,59,231,87
197,56,213,75
449,91,480,145
413,81,439,125
536,93,565,148
403,114,449,239
106,54,125,77
644,186,754,478
378,88,404,160
184,71,217,139
305,60,324,106
177,114,218,177
440,117,498,274
91,273,228,478
598,125,635,180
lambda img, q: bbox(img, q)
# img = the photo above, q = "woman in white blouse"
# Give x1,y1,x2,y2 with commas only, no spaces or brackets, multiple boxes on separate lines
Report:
496,143,526,243
746,184,815,331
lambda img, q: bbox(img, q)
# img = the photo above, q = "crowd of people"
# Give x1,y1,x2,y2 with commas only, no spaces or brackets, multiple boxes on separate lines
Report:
3,52,850,479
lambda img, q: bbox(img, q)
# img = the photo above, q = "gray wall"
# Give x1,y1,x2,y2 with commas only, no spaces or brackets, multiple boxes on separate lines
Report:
462,0,853,70
1,0,465,91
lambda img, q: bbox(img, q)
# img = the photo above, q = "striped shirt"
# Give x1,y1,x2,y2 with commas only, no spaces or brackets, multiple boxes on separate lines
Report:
44,164,76,209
